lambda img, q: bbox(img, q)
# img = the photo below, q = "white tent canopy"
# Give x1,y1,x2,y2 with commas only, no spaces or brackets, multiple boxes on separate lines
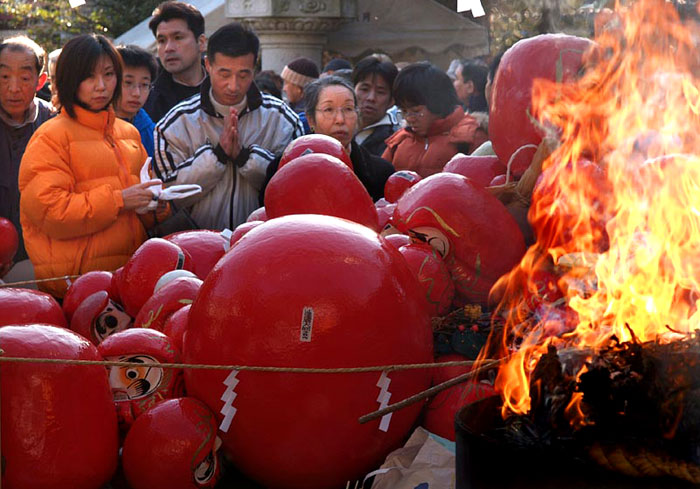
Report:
327,0,488,65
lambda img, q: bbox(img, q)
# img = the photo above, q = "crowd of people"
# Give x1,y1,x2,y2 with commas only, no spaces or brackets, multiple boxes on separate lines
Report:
0,0,494,298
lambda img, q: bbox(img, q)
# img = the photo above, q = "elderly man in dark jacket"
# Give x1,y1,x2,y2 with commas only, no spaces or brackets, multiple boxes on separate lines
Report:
0,36,53,271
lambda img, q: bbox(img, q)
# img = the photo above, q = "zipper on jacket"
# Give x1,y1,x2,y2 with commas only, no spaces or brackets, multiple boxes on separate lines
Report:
106,130,130,186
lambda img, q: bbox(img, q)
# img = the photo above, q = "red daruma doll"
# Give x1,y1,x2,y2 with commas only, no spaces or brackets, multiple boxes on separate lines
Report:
122,398,223,489
0,217,19,276
98,328,184,431
184,214,433,489
0,325,119,489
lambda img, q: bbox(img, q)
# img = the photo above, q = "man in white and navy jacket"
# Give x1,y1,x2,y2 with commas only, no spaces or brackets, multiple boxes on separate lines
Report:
153,22,303,230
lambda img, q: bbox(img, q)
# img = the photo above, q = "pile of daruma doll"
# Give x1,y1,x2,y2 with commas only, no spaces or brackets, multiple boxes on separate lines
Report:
0,32,591,489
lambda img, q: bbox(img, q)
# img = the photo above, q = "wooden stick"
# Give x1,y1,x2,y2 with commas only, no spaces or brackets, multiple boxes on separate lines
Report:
358,358,502,424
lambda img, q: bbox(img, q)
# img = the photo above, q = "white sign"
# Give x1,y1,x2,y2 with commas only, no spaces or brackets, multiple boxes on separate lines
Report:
457,0,486,17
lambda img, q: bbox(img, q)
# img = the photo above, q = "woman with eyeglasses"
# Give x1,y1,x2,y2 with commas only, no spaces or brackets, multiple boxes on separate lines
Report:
382,62,488,178
18,34,163,298
263,76,394,202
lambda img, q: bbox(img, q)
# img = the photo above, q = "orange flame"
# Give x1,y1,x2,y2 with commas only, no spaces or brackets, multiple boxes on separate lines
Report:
484,0,700,421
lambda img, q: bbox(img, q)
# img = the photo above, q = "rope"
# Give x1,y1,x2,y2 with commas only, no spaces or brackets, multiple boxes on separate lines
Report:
505,143,539,184
0,352,477,374
358,358,502,424
0,274,81,288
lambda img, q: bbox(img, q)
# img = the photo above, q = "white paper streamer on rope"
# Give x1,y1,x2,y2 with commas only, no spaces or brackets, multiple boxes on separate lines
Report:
69,0,86,7
457,0,485,17
376,371,393,432
219,369,240,433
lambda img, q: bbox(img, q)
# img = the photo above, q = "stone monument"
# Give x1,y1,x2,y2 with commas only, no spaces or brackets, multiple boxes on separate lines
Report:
226,0,357,73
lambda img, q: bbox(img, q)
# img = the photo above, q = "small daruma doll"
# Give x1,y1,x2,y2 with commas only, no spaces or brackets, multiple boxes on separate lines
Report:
98,328,184,431
122,397,223,489
70,290,133,345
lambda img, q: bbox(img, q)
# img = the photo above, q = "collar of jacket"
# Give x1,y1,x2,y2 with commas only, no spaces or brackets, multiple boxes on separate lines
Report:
199,76,264,118
0,98,41,128
152,60,206,88
70,105,115,134
361,111,396,132
349,138,364,168
424,106,465,137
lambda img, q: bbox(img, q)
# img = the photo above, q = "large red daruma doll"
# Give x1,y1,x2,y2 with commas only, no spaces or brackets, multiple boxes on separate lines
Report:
0,288,67,327
279,133,353,169
393,173,526,306
0,325,118,489
264,153,379,231
489,34,593,178
164,230,228,281
185,215,433,489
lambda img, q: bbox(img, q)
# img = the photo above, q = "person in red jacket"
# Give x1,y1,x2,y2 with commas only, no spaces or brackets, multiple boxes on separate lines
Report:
382,62,487,177
19,34,162,298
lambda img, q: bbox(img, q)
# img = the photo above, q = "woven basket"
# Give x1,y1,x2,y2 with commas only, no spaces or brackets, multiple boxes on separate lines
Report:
589,442,700,484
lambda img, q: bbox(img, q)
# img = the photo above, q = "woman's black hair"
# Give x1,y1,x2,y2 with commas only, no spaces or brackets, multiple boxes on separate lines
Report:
303,75,357,118
393,61,461,118
56,34,122,118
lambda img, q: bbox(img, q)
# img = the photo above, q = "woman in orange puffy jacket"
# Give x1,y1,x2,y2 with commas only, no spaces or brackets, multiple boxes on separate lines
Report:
19,34,162,298
382,62,488,178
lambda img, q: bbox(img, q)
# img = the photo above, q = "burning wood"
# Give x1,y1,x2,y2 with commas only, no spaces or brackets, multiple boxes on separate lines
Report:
490,333,700,483
472,0,700,483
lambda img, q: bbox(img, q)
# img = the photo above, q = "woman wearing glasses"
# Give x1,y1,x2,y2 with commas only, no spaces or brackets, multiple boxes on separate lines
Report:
264,76,394,202
382,62,487,178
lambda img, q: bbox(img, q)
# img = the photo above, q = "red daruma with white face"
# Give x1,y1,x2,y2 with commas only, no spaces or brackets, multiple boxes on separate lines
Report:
393,173,526,306
99,328,184,431
184,214,433,489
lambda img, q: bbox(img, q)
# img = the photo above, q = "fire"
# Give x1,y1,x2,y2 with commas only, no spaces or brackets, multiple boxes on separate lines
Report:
485,0,700,421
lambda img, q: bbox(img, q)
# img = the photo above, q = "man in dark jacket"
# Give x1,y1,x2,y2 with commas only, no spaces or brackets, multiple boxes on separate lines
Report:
0,36,52,272
454,59,489,113
144,1,207,123
353,55,401,157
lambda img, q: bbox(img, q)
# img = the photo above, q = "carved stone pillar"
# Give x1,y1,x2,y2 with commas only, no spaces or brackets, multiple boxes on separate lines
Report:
226,0,356,74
